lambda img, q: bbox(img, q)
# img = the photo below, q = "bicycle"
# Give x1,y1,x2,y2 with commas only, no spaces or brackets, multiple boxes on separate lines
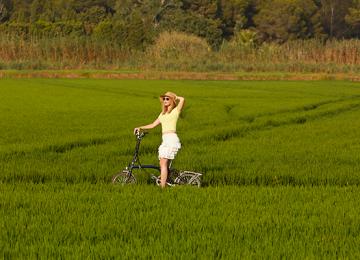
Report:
112,130,202,187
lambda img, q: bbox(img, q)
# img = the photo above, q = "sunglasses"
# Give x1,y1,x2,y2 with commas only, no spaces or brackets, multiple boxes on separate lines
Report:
162,97,170,101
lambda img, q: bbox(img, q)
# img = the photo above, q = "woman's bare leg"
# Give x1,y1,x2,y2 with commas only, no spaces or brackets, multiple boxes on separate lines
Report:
159,158,168,188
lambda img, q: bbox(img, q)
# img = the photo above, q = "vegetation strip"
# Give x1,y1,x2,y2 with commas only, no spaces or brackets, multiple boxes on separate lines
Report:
0,2,360,73
0,70,360,81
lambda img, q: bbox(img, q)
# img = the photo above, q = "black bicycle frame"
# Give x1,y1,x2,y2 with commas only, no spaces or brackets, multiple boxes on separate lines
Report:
126,133,161,172
126,132,175,173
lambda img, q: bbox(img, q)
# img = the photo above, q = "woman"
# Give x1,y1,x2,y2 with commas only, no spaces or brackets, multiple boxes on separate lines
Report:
134,92,185,188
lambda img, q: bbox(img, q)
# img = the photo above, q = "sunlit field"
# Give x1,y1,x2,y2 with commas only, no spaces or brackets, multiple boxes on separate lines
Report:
1,79,360,258
1,79,360,185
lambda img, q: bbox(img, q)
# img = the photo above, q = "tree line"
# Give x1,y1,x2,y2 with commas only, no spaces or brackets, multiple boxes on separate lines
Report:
0,0,359,50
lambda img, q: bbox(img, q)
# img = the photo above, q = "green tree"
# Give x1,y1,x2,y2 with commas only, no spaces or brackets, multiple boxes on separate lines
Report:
253,0,323,42
30,0,44,22
151,0,222,49
218,0,252,38
345,0,360,37
181,0,219,19
318,0,353,38
0,0,12,22
79,5,108,23
114,0,166,24
10,0,32,22
93,19,113,40
113,0,176,49
124,10,148,49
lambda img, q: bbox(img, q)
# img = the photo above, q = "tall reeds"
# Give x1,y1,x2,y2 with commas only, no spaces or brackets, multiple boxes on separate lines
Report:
0,32,359,73
0,33,137,70
218,39,360,73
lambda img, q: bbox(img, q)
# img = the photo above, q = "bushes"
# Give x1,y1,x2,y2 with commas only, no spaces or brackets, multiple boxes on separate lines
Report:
146,31,212,71
0,21,84,37
93,20,113,40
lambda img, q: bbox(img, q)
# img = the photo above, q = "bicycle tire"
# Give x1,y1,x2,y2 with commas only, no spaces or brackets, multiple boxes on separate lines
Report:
112,170,136,185
175,172,201,187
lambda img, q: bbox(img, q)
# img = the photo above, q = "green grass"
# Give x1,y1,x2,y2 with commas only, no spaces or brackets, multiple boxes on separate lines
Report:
1,79,360,185
1,184,360,259
1,78,360,258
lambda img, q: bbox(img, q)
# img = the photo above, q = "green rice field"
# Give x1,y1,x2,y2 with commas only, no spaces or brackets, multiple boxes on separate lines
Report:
1,78,360,258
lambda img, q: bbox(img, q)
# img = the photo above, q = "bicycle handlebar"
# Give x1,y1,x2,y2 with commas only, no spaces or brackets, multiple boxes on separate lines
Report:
134,130,148,140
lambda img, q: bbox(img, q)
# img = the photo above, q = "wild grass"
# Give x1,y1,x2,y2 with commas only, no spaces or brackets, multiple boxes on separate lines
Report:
0,32,359,73
0,34,139,70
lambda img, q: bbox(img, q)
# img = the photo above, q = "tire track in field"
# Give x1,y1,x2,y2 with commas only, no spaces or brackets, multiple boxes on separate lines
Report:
200,98,360,143
236,94,360,122
36,80,156,98
42,136,117,153
0,136,119,161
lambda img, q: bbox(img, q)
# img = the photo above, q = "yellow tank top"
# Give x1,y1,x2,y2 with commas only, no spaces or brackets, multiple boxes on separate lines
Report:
158,108,180,133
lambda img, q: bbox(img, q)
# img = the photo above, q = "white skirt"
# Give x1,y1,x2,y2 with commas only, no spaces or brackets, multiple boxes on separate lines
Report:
158,133,181,160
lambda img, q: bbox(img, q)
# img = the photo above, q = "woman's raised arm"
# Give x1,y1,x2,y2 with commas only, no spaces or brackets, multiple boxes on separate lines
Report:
176,96,185,112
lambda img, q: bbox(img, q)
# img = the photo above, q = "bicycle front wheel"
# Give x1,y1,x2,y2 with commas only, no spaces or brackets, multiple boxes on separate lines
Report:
175,172,202,187
112,170,136,185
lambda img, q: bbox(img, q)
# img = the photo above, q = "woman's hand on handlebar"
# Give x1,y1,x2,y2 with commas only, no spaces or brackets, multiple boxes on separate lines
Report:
134,128,141,135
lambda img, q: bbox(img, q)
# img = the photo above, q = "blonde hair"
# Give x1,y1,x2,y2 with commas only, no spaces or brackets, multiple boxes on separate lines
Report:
160,98,177,114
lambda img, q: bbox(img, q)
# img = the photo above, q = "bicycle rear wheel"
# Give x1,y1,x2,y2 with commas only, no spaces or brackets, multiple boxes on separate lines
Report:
175,171,202,187
112,170,136,185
